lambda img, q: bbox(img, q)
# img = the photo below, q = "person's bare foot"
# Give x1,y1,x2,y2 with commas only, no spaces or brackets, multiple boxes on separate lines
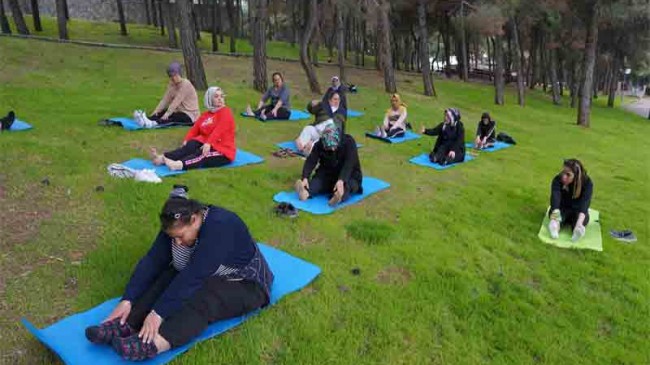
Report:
245,105,254,116
164,157,183,171
328,188,343,206
150,147,164,165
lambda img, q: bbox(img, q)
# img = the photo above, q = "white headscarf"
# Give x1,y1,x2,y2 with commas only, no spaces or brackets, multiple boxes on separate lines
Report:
204,86,224,112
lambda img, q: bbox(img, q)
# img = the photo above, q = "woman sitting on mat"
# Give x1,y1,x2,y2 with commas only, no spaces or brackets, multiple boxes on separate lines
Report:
84,186,274,361
295,92,347,155
548,159,593,242
244,72,291,120
134,62,200,128
420,108,466,165
322,76,348,111
374,94,408,138
150,87,235,171
295,126,362,206
474,112,496,149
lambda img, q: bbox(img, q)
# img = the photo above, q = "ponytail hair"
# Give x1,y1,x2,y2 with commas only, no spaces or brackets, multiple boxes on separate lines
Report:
563,159,588,199
159,185,206,230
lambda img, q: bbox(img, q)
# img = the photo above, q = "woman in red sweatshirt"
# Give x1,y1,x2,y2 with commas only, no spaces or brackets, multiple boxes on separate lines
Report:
151,87,236,171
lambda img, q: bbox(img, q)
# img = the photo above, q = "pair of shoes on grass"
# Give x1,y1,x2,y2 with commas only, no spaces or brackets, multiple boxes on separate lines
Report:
133,110,157,128
107,163,162,183
610,229,637,243
274,202,298,218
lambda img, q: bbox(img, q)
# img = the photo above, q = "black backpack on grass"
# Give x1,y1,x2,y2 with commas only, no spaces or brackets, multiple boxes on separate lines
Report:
497,132,516,145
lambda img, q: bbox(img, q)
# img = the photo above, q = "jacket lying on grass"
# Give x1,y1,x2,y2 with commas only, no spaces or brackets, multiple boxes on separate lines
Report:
122,205,274,319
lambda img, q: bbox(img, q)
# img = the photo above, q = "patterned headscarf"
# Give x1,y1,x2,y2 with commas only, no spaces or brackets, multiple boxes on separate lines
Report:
204,86,225,112
320,125,341,149
444,108,461,127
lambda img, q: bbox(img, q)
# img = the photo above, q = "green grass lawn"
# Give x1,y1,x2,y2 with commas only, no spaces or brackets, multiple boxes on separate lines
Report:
4,15,372,66
1,35,649,365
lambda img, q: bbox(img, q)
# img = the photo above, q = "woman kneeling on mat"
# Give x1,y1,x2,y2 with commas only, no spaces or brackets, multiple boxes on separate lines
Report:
548,159,593,242
474,112,496,149
85,186,274,361
150,87,235,171
295,126,363,206
295,92,347,155
373,94,408,138
420,108,466,165
244,72,291,120
134,62,200,128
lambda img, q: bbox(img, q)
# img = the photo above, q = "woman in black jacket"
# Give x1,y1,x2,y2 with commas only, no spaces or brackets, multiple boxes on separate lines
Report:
420,108,466,165
548,159,593,242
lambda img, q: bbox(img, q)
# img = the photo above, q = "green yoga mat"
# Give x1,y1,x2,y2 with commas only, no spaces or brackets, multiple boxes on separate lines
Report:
537,209,602,251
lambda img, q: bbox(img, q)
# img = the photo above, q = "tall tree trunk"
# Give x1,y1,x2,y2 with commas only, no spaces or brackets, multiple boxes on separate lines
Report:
162,1,178,48
0,0,11,34
192,3,201,41
116,0,128,36
493,36,505,105
377,0,396,93
7,0,29,34
299,0,320,93
151,0,158,27
177,0,208,90
577,1,599,127
361,17,366,67
570,58,578,108
251,0,267,92
30,0,41,31
55,0,68,39
549,47,561,105
62,0,68,19
336,2,345,82
145,0,152,25
211,0,219,51
158,0,165,35
529,27,539,89
442,16,451,77
225,0,237,53
417,0,435,96
290,0,298,47
511,18,525,106
459,1,468,81
607,55,620,107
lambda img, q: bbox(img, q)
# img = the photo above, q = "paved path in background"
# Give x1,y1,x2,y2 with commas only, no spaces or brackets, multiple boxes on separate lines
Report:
623,98,650,119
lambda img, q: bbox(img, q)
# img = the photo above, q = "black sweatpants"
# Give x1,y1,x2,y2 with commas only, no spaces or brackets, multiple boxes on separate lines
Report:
254,105,291,120
384,127,405,138
126,267,267,348
308,170,361,202
557,209,590,228
429,147,464,165
149,110,193,126
163,140,231,170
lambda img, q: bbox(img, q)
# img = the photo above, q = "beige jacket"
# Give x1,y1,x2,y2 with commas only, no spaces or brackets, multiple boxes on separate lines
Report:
154,78,200,121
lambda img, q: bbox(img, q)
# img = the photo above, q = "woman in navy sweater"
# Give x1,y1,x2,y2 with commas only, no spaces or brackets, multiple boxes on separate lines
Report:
85,187,274,361
548,159,593,242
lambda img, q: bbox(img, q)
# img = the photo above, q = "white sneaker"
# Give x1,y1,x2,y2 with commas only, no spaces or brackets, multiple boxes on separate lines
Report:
134,110,147,127
134,169,162,183
548,219,560,239
572,225,586,242
142,114,158,128
107,163,135,179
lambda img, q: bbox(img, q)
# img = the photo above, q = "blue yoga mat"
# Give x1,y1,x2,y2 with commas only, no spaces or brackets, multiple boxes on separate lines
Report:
104,117,189,131
7,119,33,131
347,109,364,117
22,244,321,365
273,177,390,215
121,149,264,177
364,130,421,144
240,109,311,122
275,141,363,156
465,141,513,152
409,153,475,170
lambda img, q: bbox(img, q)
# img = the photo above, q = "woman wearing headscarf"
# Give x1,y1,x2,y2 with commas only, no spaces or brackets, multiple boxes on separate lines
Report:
474,112,496,149
150,87,236,170
420,108,466,165
294,126,363,206
134,62,200,128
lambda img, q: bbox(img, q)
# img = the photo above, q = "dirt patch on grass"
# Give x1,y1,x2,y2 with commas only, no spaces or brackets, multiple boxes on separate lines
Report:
0,183,52,250
376,266,413,286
